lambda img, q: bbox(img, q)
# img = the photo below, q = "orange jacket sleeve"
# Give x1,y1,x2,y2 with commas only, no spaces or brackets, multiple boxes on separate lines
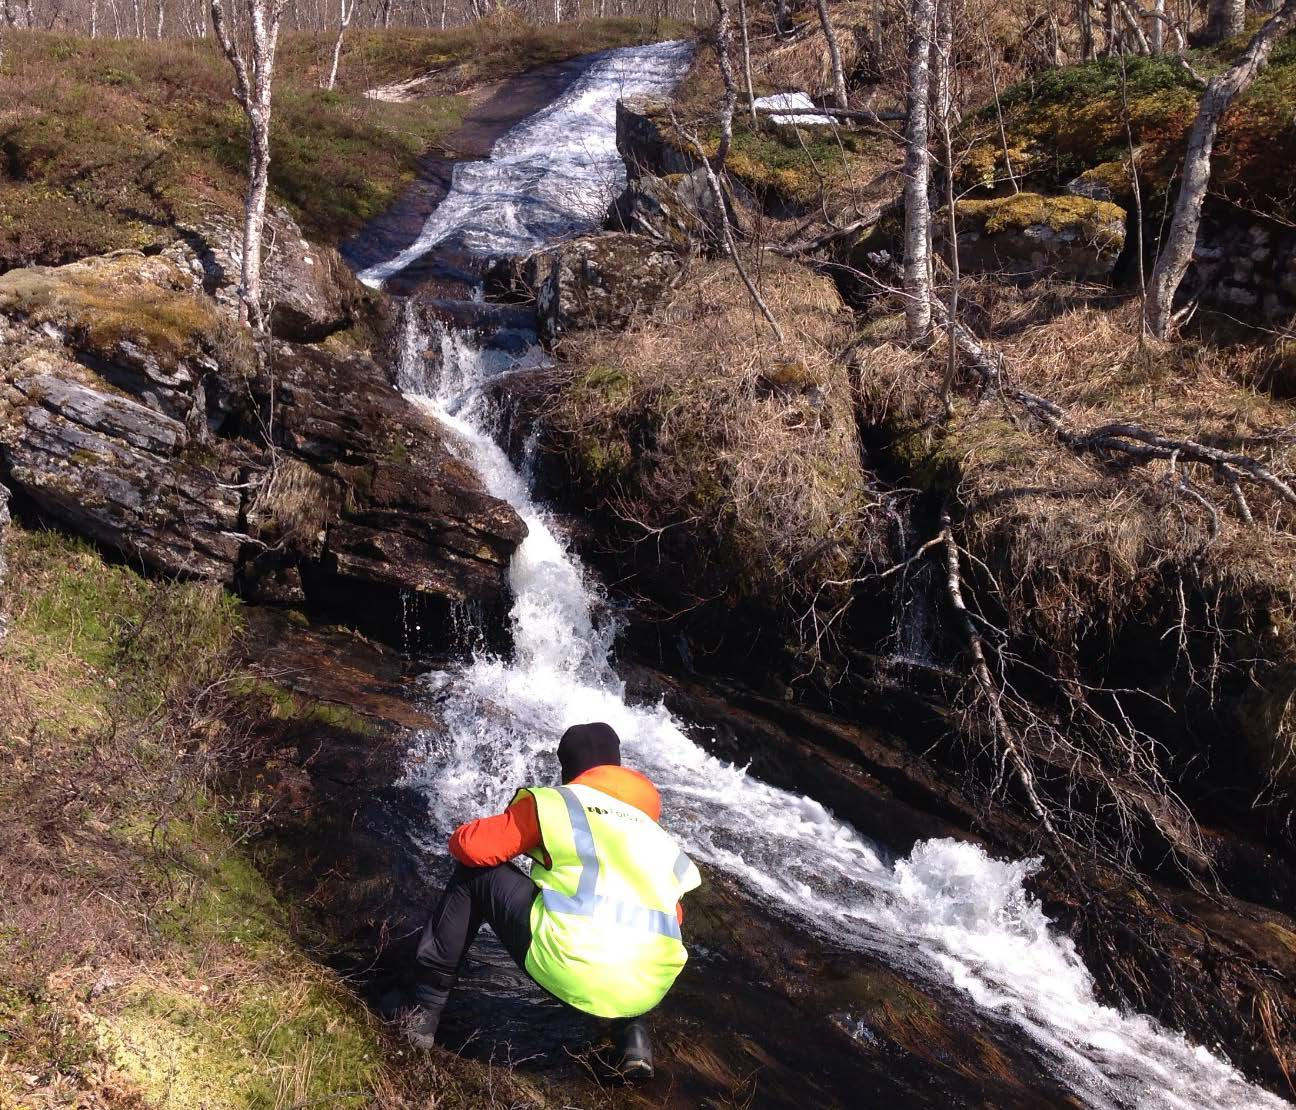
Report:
448,795,543,868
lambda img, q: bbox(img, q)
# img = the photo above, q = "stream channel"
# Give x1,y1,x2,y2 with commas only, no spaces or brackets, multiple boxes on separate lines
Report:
343,40,1289,1110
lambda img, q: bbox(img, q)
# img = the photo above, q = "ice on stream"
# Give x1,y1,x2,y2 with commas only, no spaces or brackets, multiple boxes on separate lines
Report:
373,39,1288,1110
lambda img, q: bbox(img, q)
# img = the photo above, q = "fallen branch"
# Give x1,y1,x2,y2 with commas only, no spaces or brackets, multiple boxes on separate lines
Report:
751,103,907,124
929,298,1296,519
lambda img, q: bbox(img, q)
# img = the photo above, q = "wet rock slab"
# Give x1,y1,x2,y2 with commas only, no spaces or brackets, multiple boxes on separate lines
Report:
238,617,1084,1109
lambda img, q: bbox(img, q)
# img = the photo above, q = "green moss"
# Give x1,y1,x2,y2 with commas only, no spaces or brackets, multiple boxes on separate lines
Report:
960,47,1296,222
92,818,382,1109
0,21,684,266
0,254,253,379
229,677,380,737
5,526,243,724
955,192,1128,250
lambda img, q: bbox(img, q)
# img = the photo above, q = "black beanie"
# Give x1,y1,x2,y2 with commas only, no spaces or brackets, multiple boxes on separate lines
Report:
558,722,621,783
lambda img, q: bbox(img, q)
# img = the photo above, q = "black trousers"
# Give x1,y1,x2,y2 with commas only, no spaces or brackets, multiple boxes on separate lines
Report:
413,860,653,1040
415,861,537,998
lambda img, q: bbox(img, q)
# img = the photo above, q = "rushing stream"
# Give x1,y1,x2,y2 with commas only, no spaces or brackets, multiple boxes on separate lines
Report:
361,40,1289,1110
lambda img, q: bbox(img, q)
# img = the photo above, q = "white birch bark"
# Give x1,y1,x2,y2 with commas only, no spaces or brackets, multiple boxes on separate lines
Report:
1146,0,1296,338
1205,0,1246,43
737,0,756,128
1149,0,1164,53
211,0,286,332
903,0,935,342
324,0,353,90
814,0,849,110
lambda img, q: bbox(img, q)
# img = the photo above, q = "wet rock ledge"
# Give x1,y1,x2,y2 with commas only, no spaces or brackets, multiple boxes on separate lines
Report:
0,234,525,646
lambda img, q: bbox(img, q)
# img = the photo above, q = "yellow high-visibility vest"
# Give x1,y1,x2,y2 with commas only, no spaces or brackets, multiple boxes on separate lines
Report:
512,782,702,1018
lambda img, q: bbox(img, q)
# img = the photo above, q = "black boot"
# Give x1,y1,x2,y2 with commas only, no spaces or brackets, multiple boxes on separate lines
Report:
613,1016,654,1081
405,979,452,1050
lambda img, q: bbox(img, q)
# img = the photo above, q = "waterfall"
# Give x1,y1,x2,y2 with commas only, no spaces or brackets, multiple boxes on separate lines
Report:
365,39,1288,1110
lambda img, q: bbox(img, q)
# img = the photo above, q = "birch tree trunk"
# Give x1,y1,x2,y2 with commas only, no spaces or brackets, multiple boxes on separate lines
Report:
713,0,737,169
814,0,849,110
1149,0,1164,52
1145,0,1296,337
324,0,353,90
737,0,756,128
903,0,935,342
211,0,286,332
1205,0,1246,43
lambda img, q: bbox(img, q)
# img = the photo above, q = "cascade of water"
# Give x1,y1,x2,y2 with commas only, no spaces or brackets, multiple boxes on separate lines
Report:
364,38,1288,1110
399,317,1285,1110
358,39,695,290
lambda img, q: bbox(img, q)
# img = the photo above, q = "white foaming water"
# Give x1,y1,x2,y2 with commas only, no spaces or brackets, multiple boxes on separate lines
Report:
358,39,694,289
376,44,1289,1110
402,324,1286,1110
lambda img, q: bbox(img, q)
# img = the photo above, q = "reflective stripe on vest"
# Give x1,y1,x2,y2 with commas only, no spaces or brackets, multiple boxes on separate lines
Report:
540,787,682,941
514,781,701,1018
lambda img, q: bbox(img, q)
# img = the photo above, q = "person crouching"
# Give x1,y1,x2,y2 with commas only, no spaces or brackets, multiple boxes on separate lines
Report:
406,722,702,1079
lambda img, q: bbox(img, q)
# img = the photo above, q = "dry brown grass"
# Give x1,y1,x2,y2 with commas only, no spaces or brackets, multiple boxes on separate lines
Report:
854,279,1296,821
544,251,886,656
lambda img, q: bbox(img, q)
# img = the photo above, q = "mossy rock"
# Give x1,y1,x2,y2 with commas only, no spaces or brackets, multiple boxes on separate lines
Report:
941,192,1127,282
958,46,1296,224
0,251,253,400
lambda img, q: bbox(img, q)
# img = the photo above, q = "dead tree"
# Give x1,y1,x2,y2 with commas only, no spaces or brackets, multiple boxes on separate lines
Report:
1204,0,1246,43
211,0,288,331
902,0,936,342
814,0,849,110
324,0,355,90
1145,0,1296,338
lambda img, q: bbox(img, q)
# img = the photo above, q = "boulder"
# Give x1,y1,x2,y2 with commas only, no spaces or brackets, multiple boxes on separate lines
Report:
508,233,684,345
165,207,381,342
606,169,743,252
0,252,252,422
615,97,700,180
0,250,525,646
938,193,1127,282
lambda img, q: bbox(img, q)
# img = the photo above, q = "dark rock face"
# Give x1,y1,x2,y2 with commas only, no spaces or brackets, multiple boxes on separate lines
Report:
615,96,700,180
1187,214,1296,322
165,207,379,342
0,251,525,647
606,168,741,252
506,233,684,345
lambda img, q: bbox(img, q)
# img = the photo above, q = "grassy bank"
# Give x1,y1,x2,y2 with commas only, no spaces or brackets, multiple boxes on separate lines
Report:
0,17,686,272
0,526,555,1107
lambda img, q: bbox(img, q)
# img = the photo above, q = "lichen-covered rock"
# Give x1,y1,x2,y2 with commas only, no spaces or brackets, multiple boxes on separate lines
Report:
616,97,700,180
941,193,1127,282
510,233,684,345
0,251,525,646
0,252,253,421
606,169,743,252
165,207,381,342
